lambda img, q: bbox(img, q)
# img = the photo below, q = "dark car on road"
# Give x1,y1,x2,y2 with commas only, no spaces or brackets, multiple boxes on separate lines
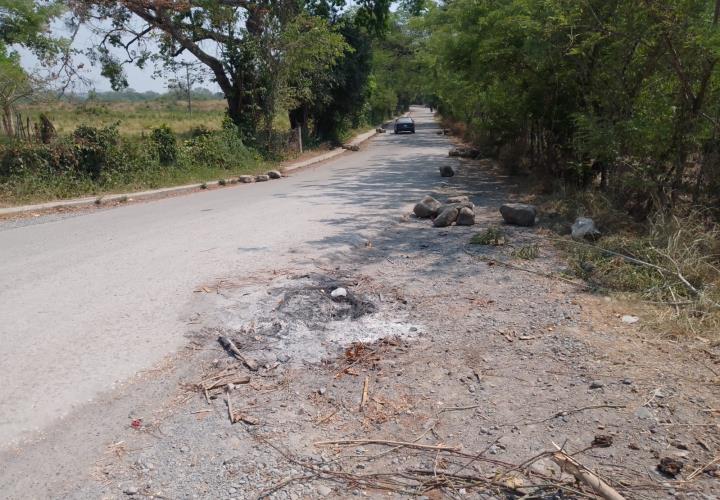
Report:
394,117,415,134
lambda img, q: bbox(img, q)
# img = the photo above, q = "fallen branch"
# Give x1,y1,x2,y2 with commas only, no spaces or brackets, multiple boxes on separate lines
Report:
551,449,625,500
522,404,626,425
360,376,370,410
687,455,720,481
314,439,461,453
218,335,259,371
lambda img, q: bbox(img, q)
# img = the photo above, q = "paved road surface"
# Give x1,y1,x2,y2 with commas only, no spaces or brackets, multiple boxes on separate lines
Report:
0,107,455,449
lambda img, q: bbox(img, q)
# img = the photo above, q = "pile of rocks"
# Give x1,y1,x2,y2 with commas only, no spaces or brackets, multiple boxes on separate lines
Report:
238,170,282,183
413,195,476,227
448,146,480,159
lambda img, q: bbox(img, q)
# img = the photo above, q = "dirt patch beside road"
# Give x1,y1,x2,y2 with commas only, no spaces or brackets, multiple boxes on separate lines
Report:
62,184,720,499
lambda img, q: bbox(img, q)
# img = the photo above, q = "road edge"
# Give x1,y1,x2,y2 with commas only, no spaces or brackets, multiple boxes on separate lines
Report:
0,125,385,217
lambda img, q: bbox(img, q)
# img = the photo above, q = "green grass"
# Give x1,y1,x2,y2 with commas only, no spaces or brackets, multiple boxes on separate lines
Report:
0,161,268,206
512,244,539,260
19,100,228,138
470,227,506,246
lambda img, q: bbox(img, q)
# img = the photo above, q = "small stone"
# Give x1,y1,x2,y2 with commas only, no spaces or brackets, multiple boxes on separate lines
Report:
589,380,605,389
277,353,291,363
316,485,332,496
446,195,470,204
622,378,633,385
267,170,282,179
635,407,654,420
238,175,254,183
255,174,270,182
330,287,347,299
433,207,459,227
180,446,190,453
456,207,475,226
123,486,139,496
622,315,640,324
318,387,326,395
439,165,455,177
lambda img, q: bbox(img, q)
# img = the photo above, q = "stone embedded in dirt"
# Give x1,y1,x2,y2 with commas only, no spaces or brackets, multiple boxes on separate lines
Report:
277,353,290,363
589,380,605,389
571,217,601,240
316,485,332,496
658,457,684,478
439,165,455,177
433,207,459,227
500,203,537,227
446,195,470,204
266,170,282,179
123,486,139,496
621,315,640,324
255,174,270,182
635,407,654,420
456,207,476,226
330,287,347,299
413,195,442,218
238,175,254,183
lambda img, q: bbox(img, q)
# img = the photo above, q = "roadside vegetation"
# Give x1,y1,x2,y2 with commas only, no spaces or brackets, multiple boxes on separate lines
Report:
403,0,720,338
0,0,408,205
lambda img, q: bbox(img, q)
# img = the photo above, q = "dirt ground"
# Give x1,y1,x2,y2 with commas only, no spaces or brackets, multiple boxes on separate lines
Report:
29,160,713,500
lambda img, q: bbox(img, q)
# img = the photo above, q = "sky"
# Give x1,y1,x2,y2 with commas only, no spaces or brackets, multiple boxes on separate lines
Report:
19,21,219,94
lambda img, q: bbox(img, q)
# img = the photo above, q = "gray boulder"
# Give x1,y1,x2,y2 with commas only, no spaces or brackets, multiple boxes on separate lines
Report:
500,203,537,227
433,207,459,227
266,170,282,179
446,195,470,204
255,174,270,182
571,217,601,240
439,165,455,177
413,196,442,219
238,175,254,183
436,201,474,214
456,207,476,226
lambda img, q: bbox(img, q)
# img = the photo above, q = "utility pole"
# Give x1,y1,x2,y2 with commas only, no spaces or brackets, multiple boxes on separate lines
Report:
185,64,192,115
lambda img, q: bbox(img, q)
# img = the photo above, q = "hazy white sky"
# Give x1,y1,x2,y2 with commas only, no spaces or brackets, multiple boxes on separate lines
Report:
20,21,218,93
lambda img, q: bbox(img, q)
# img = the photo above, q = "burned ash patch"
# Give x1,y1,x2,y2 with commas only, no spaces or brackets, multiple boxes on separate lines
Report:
194,272,416,366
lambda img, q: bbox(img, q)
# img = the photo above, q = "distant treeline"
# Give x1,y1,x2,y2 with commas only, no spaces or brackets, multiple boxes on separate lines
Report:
64,88,225,103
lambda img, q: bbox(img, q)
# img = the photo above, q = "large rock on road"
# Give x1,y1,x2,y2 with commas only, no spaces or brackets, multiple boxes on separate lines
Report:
500,203,537,227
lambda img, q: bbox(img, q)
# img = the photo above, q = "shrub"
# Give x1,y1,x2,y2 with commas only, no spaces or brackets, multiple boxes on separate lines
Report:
72,123,121,179
150,125,177,165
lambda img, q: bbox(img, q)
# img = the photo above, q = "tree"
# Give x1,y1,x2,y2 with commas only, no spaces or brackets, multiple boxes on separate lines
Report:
74,0,390,144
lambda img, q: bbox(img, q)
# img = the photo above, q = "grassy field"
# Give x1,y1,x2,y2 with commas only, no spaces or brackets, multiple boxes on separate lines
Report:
18,99,229,137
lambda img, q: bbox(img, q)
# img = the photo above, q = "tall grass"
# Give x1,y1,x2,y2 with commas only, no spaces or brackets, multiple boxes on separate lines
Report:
557,210,720,339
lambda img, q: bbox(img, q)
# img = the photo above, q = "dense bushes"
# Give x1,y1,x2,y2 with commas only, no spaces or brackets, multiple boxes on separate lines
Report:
0,122,258,202
413,0,720,218
150,125,177,165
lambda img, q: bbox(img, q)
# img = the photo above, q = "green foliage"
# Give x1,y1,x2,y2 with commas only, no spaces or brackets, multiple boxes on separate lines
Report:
471,227,506,246
72,123,121,179
415,0,720,213
512,244,539,260
151,125,177,165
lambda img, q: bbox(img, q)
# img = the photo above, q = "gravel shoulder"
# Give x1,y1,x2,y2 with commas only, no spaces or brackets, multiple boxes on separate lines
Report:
2,110,718,500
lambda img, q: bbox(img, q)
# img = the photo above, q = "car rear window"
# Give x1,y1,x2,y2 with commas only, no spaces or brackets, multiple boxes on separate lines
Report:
397,117,413,123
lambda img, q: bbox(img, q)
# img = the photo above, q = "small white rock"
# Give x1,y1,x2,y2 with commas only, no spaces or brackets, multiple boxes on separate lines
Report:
330,287,347,298
621,315,640,324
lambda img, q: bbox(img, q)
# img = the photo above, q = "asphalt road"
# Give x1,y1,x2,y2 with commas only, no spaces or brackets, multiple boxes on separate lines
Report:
0,107,455,449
